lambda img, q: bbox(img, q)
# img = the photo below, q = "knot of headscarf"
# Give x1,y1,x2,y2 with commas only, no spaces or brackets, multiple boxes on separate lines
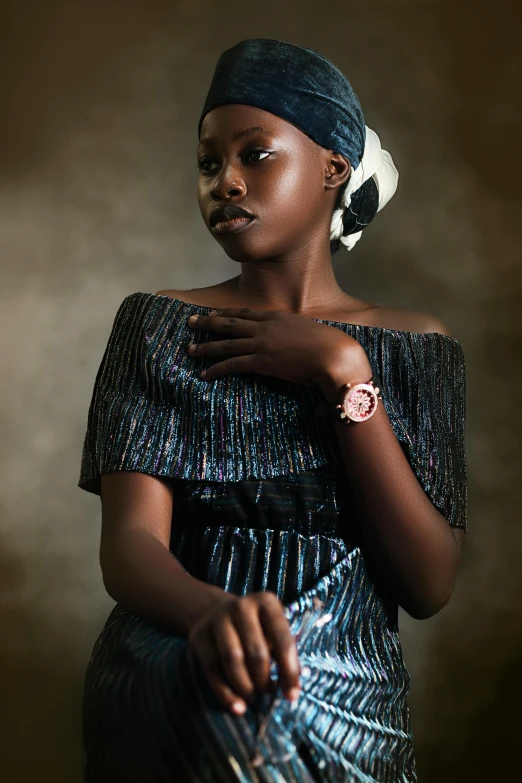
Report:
330,127,399,251
199,38,399,252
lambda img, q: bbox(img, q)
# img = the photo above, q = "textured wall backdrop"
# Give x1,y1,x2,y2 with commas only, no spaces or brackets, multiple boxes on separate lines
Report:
2,1,521,780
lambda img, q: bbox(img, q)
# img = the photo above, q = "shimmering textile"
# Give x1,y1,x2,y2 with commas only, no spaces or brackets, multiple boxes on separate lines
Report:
78,292,467,782
79,293,466,529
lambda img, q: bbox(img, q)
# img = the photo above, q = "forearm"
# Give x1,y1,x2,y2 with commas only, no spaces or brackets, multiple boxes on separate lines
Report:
100,528,227,636
318,346,460,618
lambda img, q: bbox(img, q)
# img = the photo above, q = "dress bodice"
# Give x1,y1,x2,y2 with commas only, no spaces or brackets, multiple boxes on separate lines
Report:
78,292,467,605
78,291,467,530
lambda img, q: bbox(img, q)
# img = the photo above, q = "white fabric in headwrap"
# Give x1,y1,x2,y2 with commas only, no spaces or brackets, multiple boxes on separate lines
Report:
330,126,399,251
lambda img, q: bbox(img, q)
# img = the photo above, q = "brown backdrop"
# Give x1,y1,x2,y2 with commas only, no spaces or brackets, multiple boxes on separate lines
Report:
2,1,521,780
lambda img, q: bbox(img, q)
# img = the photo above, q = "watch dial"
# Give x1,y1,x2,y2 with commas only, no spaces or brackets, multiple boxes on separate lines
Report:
342,384,378,422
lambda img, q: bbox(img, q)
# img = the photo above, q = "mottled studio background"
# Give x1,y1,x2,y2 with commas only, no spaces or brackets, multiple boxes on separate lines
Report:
2,0,521,780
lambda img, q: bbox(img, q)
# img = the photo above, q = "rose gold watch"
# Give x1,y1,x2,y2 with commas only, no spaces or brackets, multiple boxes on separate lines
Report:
333,375,382,424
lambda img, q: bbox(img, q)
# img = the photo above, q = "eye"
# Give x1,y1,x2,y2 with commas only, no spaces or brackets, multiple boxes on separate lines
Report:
245,149,270,163
197,149,271,175
197,158,218,174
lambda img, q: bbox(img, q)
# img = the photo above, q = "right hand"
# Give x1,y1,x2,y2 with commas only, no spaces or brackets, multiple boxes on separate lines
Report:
187,590,301,715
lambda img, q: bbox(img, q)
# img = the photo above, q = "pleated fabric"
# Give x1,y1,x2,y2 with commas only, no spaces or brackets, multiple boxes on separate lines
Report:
78,292,467,529
78,292,468,782
83,543,415,783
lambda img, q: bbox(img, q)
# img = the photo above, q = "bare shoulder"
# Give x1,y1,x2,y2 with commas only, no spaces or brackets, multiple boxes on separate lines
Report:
153,290,452,336
155,288,188,300
154,288,209,306
367,305,452,336
154,283,240,308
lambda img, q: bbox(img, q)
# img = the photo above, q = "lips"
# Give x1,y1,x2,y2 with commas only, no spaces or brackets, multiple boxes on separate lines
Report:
209,203,255,233
211,216,255,235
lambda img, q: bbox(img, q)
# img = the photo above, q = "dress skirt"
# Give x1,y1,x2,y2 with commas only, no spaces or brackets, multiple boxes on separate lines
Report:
83,535,417,783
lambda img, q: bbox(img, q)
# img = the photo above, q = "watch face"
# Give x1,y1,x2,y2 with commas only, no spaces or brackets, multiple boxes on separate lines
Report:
342,383,379,422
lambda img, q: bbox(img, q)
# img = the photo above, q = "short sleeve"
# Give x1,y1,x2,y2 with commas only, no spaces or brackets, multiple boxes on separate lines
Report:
78,294,159,495
392,334,468,531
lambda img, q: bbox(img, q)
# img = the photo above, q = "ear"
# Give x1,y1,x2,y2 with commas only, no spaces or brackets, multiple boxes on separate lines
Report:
324,152,351,191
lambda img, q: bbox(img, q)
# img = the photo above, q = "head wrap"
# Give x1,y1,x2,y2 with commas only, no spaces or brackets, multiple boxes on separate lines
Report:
199,38,399,252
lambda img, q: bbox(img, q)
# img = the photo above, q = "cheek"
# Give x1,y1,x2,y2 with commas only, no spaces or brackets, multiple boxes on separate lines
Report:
263,164,322,236
197,183,208,214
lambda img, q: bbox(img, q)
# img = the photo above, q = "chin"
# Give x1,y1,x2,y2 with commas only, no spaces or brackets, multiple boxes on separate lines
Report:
218,239,273,264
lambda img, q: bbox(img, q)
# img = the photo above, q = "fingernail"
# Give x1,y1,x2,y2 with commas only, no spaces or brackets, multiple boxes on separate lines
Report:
188,344,196,354
208,309,218,316
231,700,246,714
199,369,207,379
188,315,198,324
287,687,300,701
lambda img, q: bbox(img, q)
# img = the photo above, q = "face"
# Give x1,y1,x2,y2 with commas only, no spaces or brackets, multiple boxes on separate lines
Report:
197,104,350,262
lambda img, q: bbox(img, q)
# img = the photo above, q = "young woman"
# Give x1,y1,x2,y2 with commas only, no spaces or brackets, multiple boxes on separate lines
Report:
78,38,467,783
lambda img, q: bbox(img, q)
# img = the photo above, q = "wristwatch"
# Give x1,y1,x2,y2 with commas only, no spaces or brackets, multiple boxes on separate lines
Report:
332,375,382,424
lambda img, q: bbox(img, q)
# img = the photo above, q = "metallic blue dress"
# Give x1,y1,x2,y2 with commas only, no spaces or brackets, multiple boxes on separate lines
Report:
78,292,467,782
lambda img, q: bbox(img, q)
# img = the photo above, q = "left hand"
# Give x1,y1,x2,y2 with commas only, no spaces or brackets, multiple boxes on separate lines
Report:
187,307,372,401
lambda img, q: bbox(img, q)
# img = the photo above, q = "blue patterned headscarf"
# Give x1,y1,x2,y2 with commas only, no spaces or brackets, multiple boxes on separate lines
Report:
199,38,399,252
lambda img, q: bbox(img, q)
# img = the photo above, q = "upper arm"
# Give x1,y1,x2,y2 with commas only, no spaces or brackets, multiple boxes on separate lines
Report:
100,471,174,554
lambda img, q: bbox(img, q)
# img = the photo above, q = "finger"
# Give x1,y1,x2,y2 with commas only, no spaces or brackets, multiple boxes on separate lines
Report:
188,337,256,358
200,354,255,380
187,314,257,336
207,307,271,321
205,670,249,716
212,616,257,705
191,627,248,714
258,597,301,699
229,599,273,694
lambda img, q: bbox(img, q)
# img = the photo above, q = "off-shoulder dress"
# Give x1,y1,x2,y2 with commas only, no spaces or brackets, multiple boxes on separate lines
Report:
78,291,467,783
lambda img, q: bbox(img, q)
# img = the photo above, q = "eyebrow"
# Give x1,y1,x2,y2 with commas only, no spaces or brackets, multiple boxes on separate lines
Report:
198,126,274,146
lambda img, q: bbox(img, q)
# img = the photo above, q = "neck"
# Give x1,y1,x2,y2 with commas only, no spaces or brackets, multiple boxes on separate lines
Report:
235,249,349,317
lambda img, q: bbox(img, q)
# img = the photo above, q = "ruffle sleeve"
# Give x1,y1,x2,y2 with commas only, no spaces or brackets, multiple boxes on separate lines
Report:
419,334,467,529
371,328,468,531
78,293,157,495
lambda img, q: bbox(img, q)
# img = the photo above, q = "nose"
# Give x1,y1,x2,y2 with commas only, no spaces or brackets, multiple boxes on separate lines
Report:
210,163,247,201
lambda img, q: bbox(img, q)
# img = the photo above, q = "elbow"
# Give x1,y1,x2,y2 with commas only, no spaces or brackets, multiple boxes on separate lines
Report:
102,570,119,601
101,563,119,601
101,564,130,607
401,578,456,620
399,542,461,619
99,544,121,602
404,599,448,620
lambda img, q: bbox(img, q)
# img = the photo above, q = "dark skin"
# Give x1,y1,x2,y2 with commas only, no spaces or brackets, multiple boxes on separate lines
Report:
100,104,465,718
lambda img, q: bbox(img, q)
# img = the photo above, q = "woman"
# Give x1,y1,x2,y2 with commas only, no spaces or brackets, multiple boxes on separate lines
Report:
78,38,467,782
